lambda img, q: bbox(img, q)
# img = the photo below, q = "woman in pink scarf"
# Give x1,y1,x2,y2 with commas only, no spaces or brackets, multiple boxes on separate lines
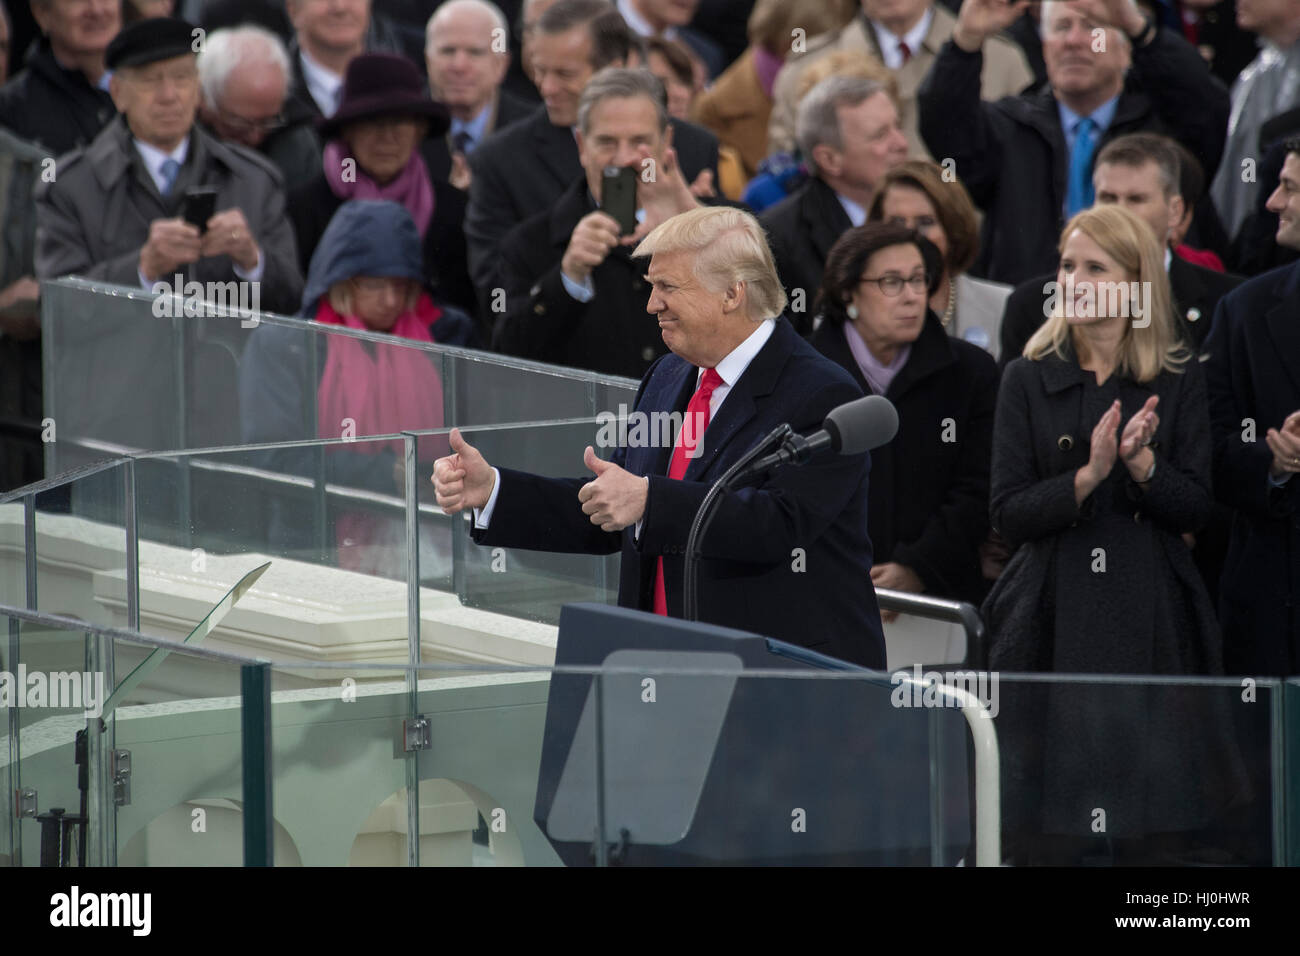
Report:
287,52,478,322
304,199,471,575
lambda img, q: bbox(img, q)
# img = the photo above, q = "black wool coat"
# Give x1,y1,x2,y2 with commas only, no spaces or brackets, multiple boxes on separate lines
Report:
760,177,851,337
493,175,665,380
811,312,998,605
983,348,1249,841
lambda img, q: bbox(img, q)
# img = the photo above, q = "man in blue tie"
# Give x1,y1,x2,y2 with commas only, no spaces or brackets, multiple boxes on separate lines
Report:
34,16,302,313
422,0,533,190
918,0,1229,285
433,205,887,668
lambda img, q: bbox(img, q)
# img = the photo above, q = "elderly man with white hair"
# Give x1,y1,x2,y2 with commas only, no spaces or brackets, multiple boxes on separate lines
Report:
433,204,888,667
424,0,533,188
198,24,323,187
917,0,1229,286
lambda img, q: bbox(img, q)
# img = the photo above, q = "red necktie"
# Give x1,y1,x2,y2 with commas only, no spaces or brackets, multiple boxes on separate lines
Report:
653,368,724,616
898,40,911,64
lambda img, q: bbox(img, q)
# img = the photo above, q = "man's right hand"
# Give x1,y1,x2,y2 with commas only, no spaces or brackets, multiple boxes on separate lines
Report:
953,0,1032,51
139,218,202,284
561,211,621,286
432,427,497,514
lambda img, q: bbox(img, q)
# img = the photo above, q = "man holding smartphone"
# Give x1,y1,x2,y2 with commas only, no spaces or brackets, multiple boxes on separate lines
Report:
35,16,302,315
493,67,701,377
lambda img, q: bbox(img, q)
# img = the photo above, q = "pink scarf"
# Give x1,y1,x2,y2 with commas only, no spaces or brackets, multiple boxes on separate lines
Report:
315,294,445,574
323,139,435,238
315,294,445,457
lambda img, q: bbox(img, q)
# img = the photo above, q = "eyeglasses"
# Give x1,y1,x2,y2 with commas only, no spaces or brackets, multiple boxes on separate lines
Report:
216,107,285,136
859,273,929,296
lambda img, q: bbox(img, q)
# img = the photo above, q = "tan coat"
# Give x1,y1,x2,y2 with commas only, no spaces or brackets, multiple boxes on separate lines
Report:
690,47,773,181
767,5,1033,161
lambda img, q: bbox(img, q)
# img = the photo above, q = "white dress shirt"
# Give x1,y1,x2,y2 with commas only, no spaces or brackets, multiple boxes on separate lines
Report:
617,0,680,40
299,48,344,117
870,8,933,70
474,318,778,529
836,193,867,228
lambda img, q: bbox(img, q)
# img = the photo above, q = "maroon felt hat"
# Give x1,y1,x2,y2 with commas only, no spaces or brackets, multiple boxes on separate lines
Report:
317,52,450,139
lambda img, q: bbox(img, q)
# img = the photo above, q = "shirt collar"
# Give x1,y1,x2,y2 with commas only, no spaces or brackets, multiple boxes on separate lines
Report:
617,0,678,39
450,100,493,145
708,318,776,389
1164,245,1171,273
134,135,189,184
870,7,933,66
836,192,867,228
1057,94,1120,137
299,48,344,117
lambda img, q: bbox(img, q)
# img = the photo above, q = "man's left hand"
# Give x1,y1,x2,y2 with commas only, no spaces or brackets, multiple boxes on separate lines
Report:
201,209,261,272
870,562,924,624
578,445,648,531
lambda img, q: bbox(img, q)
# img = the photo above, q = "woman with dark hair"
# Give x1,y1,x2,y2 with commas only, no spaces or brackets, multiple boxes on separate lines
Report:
239,200,472,575
870,159,1012,357
288,51,477,321
810,222,999,620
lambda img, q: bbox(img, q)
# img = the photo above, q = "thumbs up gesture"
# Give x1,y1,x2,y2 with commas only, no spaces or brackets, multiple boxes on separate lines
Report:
432,427,496,514
578,446,649,531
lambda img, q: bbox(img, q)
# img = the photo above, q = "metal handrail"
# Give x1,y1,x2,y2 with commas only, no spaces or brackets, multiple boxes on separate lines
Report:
875,587,988,668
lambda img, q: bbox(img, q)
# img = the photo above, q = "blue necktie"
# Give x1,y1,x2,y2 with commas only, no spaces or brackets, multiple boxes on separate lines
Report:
159,157,181,197
1066,117,1096,218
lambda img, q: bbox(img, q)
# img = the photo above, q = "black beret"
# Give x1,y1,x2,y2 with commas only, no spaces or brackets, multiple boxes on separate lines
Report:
105,17,200,71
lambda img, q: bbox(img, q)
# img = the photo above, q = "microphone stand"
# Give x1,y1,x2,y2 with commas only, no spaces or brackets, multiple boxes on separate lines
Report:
682,424,792,622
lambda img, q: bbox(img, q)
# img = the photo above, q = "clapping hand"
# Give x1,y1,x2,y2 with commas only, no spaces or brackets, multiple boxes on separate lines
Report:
1266,410,1300,479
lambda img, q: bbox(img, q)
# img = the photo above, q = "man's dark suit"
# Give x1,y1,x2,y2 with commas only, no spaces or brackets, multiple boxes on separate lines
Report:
998,254,1243,367
759,176,852,336
465,105,720,299
1205,262,1300,676
471,316,887,668
495,176,666,378
421,89,535,182
918,28,1230,285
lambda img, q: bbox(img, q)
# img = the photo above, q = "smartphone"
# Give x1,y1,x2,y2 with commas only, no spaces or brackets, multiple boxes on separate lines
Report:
181,186,219,234
600,166,638,236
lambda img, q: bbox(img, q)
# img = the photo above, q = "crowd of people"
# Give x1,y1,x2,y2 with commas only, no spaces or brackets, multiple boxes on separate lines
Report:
0,0,1297,691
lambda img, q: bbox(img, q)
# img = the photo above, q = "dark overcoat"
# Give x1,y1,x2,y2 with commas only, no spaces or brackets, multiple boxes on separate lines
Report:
811,312,998,605
984,348,1248,840
1204,261,1300,676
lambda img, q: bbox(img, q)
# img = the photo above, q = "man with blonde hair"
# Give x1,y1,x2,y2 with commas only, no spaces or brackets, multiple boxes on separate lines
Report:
433,204,887,666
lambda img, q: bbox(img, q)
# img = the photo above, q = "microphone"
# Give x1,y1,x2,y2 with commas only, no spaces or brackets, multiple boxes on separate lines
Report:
739,395,898,478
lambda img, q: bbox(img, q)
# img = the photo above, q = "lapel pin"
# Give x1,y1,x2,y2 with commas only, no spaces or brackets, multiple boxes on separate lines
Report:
1058,434,1074,451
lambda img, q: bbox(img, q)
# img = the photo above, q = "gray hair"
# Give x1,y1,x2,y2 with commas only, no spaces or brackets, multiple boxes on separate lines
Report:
796,74,886,176
426,0,509,51
197,25,291,108
577,67,668,137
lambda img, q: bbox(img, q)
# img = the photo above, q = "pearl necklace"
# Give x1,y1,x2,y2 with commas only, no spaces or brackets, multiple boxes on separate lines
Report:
939,281,956,329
